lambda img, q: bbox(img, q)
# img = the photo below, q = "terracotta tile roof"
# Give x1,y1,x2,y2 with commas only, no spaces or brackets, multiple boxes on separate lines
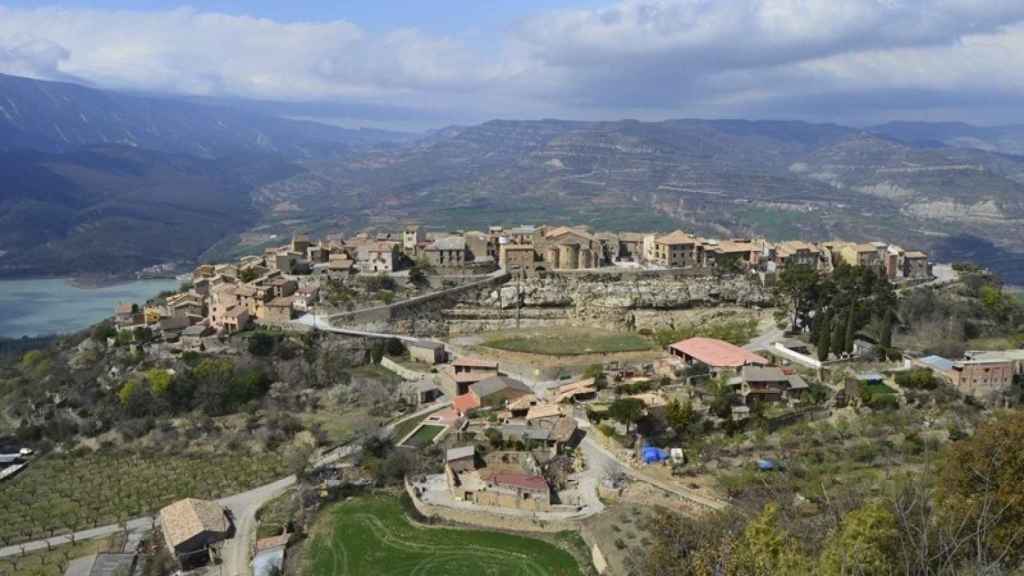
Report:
159,498,228,549
453,393,481,413
657,230,697,245
449,369,498,384
484,472,548,492
549,416,577,443
452,356,499,369
526,404,569,421
507,394,539,411
670,337,769,368
255,533,290,553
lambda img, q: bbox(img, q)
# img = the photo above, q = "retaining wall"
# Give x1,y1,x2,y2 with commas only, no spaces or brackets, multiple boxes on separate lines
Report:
380,356,433,381
403,479,580,534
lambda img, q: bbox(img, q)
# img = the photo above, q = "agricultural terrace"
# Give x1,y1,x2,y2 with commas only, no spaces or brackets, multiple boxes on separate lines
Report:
0,532,126,576
306,496,584,576
401,424,445,448
485,330,653,356
0,451,287,546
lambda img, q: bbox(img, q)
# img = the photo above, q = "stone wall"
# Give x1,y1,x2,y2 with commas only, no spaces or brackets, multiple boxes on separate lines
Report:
403,479,581,534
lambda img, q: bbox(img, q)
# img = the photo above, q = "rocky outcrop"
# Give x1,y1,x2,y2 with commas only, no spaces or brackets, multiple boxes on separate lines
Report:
446,270,771,333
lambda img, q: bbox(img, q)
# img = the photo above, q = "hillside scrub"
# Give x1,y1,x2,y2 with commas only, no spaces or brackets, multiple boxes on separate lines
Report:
644,409,1024,576
898,270,1024,357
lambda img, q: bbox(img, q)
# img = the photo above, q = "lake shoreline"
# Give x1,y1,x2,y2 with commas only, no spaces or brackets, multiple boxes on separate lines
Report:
0,277,179,339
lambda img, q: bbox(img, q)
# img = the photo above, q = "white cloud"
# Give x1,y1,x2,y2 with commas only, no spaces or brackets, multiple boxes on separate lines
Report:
0,6,499,101
2,2,1024,124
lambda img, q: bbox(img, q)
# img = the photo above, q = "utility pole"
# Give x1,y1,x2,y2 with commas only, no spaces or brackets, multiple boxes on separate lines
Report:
515,270,522,329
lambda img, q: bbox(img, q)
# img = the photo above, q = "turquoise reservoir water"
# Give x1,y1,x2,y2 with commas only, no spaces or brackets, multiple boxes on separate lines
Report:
0,278,179,338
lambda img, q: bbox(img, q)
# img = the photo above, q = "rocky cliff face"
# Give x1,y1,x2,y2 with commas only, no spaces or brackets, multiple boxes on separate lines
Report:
443,270,772,334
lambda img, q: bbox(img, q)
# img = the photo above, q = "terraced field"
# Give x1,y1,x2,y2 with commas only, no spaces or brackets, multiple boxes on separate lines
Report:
307,497,584,576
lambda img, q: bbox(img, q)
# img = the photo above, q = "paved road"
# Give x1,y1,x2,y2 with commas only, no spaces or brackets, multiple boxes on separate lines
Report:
744,324,785,353
0,402,440,567
217,476,296,576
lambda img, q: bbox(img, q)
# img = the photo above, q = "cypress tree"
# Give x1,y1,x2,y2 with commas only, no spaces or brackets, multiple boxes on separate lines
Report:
880,310,893,350
844,305,857,354
816,314,831,361
831,311,845,356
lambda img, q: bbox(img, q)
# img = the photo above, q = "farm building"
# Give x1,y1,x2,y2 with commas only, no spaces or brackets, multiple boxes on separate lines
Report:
470,376,533,408
668,337,769,376
252,533,289,576
159,498,231,567
408,340,447,365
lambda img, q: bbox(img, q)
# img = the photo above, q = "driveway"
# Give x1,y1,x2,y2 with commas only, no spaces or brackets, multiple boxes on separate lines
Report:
217,476,296,576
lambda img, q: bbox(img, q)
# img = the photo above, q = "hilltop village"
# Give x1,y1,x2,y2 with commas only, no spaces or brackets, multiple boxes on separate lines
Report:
120,224,933,338
7,221,1024,576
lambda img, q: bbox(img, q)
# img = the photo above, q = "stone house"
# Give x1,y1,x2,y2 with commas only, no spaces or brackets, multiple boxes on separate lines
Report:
114,303,141,327
180,324,213,352
838,243,882,269
262,297,295,323
292,286,319,312
651,230,702,267
408,340,447,365
728,366,809,406
362,241,400,273
159,498,231,567
774,240,822,270
902,251,930,279
158,316,192,342
465,231,498,262
424,236,467,268
705,239,758,269
469,376,533,408
617,232,645,262
499,243,536,272
445,449,552,512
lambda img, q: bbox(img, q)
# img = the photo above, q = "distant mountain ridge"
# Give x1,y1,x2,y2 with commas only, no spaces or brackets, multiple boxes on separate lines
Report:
0,73,408,158
2,71,1024,280
261,117,1024,282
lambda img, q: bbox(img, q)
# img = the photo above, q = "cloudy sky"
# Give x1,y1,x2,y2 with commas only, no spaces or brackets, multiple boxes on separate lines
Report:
2,0,1023,130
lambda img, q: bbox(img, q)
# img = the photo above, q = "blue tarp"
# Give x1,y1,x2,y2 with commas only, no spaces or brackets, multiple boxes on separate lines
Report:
643,447,668,463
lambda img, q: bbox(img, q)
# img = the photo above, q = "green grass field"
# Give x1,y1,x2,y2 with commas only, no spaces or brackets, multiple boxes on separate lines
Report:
402,424,446,447
307,497,583,576
485,332,653,356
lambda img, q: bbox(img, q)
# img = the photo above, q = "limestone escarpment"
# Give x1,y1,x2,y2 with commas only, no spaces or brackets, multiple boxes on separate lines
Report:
444,270,772,333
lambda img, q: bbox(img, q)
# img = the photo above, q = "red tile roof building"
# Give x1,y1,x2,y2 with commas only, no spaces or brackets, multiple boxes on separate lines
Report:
669,337,769,374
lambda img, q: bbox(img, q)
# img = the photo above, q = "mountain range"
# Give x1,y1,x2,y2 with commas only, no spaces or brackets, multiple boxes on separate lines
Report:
1,72,1023,282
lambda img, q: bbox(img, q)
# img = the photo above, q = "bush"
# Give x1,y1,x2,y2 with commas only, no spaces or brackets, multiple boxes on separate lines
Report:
248,332,277,357
895,368,937,390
